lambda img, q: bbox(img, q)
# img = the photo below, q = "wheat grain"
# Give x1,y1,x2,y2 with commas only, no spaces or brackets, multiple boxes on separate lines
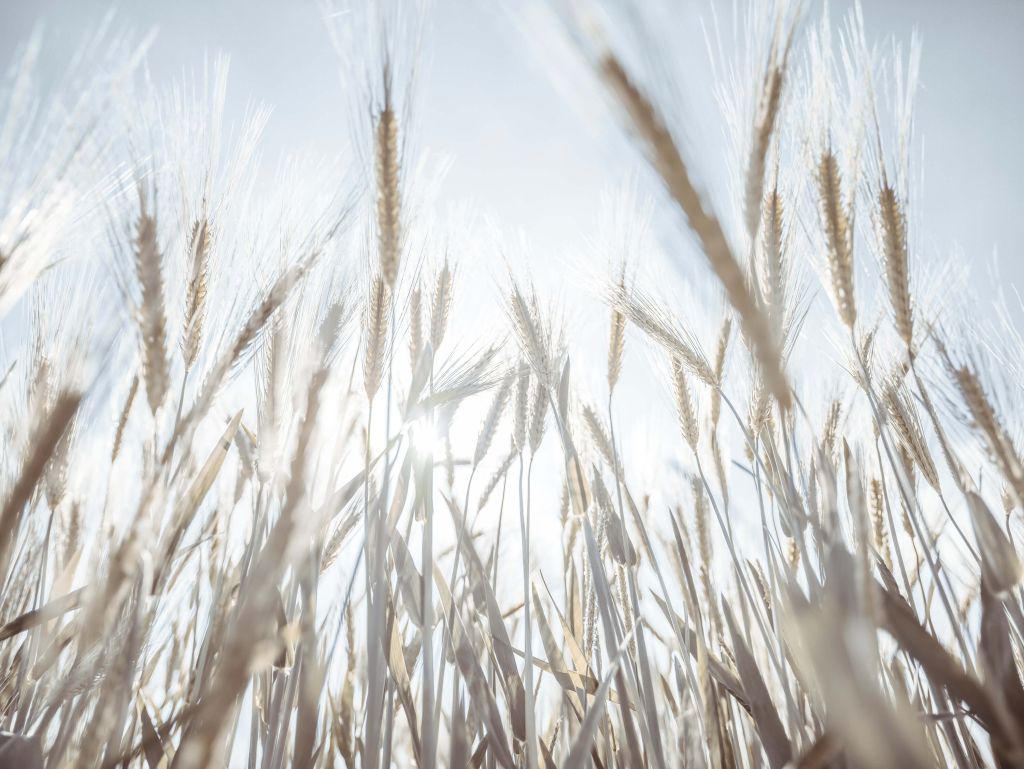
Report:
182,215,212,370
877,184,913,348
608,270,627,394
429,258,453,353
375,88,402,288
363,273,391,401
132,189,170,414
671,356,700,451
816,149,856,329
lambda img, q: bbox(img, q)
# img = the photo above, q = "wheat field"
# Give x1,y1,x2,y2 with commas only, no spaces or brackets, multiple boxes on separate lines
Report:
0,1,1022,768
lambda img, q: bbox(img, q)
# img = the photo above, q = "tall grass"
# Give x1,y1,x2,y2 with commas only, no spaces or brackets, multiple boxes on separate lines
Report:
0,2,1022,768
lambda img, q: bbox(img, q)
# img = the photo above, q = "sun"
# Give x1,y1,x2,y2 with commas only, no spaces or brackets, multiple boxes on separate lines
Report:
409,416,447,459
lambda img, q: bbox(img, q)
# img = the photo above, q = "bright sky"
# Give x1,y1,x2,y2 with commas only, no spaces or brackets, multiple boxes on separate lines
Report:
4,0,1021,290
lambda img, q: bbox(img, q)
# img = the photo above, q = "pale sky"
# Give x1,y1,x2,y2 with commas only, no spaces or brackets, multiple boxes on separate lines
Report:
3,0,1021,294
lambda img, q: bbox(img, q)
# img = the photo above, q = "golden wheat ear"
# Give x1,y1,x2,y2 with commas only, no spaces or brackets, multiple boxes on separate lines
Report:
816,148,856,330
132,186,170,416
375,81,402,290
362,272,391,402
182,214,213,371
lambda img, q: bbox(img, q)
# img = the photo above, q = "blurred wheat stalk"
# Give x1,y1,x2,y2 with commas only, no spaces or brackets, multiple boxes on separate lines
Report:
0,2,1022,769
